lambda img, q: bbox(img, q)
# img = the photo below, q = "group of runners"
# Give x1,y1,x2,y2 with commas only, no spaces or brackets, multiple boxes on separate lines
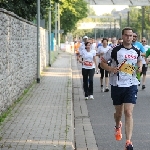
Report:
74,27,150,150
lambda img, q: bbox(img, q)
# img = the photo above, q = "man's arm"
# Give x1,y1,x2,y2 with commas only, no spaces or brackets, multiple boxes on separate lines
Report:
100,60,118,74
93,56,98,71
137,60,142,72
146,48,150,58
140,43,145,53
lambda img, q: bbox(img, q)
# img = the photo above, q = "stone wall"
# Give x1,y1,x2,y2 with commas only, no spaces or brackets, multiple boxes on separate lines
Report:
0,8,48,113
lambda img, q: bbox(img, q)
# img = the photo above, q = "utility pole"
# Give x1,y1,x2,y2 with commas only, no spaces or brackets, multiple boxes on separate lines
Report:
114,19,116,37
37,0,40,83
127,11,130,26
119,15,122,38
94,28,97,39
109,21,111,37
142,6,145,37
58,3,60,50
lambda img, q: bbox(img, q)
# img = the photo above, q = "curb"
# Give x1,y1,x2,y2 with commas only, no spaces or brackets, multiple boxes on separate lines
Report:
71,54,98,150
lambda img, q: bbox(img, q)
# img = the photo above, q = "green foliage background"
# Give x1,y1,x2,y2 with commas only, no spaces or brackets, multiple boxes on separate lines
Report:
0,0,88,35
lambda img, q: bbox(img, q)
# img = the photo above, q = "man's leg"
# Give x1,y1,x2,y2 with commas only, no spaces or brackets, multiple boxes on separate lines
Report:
104,70,109,92
82,69,88,98
141,64,147,89
88,68,95,96
99,65,104,91
142,74,146,85
114,104,124,128
124,103,134,141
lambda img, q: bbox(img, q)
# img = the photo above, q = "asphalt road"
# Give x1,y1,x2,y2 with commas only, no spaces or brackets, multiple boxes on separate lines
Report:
85,67,150,150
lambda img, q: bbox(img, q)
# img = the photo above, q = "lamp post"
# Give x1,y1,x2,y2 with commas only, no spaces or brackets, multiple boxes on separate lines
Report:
48,1,52,67
55,3,58,51
127,11,130,26
37,0,40,83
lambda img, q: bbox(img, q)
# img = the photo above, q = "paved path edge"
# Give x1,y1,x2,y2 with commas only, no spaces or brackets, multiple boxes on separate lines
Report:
71,54,98,150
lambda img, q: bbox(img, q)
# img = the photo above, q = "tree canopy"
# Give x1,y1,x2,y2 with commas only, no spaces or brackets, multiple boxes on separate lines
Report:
0,0,88,35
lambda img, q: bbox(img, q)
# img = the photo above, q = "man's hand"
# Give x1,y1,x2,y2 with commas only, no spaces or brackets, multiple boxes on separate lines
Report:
101,57,107,63
109,67,118,74
137,66,142,73
141,53,146,57
100,52,104,56
79,60,84,63
146,58,149,64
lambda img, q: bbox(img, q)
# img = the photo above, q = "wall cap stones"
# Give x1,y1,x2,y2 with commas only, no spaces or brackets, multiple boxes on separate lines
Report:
0,8,36,27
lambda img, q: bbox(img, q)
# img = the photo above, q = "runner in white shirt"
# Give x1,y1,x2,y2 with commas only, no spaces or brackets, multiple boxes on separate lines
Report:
78,36,88,55
97,38,111,92
78,36,88,87
100,27,142,150
79,42,98,100
109,37,118,48
140,37,150,89
91,38,97,50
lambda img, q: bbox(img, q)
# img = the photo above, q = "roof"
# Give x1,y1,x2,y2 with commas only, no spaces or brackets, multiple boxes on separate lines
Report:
86,0,150,6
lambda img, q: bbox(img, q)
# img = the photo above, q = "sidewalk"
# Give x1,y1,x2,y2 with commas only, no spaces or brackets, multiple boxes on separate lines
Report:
0,52,74,150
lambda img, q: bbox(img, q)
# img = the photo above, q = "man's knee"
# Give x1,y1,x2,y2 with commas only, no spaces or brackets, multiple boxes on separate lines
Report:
114,111,122,118
124,109,133,118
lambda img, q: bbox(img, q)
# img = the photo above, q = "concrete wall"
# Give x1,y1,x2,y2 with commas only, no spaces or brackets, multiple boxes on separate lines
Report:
0,8,48,113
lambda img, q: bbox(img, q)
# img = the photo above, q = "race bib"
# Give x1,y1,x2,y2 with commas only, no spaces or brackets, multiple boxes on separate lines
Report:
119,63,135,75
84,61,93,67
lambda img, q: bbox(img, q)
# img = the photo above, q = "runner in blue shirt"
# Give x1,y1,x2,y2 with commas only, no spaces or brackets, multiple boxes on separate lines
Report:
132,33,145,53
132,33,145,83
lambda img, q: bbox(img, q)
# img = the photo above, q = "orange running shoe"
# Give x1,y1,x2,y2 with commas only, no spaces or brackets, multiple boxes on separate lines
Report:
114,121,122,141
125,140,133,150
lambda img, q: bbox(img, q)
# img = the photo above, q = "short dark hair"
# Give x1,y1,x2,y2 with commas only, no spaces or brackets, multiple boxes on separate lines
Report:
122,27,133,35
102,38,108,43
85,42,91,49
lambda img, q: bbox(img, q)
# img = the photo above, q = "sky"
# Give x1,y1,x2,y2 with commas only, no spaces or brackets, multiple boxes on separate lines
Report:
91,5,129,15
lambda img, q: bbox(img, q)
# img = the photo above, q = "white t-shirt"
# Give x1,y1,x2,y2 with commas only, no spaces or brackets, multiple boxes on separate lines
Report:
97,46,111,63
79,42,85,54
142,45,150,64
91,43,97,50
104,45,142,87
80,49,96,69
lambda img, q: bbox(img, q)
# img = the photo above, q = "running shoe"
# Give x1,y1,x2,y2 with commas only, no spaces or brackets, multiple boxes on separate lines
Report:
138,80,140,86
125,140,133,150
142,85,146,90
101,87,104,92
114,121,122,141
104,88,109,92
85,97,88,100
89,95,94,100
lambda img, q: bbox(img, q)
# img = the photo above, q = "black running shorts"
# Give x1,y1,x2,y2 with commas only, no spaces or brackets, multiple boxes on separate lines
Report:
141,64,148,75
111,85,138,105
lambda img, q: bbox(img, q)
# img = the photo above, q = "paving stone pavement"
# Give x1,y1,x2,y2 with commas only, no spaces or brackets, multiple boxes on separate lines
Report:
0,52,74,150
72,55,98,150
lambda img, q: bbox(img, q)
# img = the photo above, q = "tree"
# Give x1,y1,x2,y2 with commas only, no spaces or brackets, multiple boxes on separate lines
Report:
0,0,88,35
59,0,88,34
0,0,60,21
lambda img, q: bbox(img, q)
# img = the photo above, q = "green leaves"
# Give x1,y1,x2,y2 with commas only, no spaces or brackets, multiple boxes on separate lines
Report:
59,0,88,34
0,0,88,35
